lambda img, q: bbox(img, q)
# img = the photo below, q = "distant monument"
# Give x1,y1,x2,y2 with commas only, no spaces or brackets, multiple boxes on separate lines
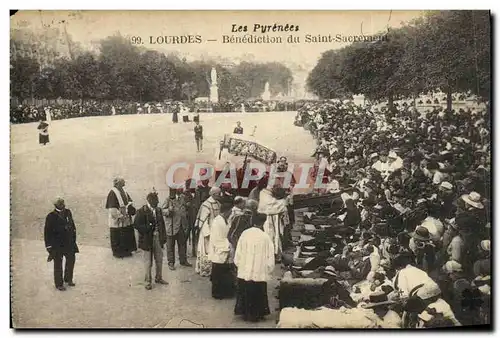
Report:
209,67,219,104
262,82,271,101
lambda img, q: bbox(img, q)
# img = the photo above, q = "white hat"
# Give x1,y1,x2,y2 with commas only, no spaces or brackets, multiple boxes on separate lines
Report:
443,260,463,273
369,153,379,159
414,281,441,300
461,192,484,209
478,284,491,295
480,240,490,252
439,181,453,190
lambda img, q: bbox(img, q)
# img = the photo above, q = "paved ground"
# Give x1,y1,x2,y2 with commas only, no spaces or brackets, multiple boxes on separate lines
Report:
11,238,282,328
10,111,315,328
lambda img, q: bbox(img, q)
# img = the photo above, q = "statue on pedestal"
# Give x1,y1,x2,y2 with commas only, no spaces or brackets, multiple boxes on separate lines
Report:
208,67,219,104
262,81,271,101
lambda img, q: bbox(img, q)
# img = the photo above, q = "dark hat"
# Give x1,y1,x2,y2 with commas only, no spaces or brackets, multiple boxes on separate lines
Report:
410,226,431,241
362,291,396,308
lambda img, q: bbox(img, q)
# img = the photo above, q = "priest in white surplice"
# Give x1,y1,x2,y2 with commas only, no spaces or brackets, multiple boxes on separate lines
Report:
194,187,221,277
258,186,290,262
105,177,137,258
209,203,235,299
234,213,274,322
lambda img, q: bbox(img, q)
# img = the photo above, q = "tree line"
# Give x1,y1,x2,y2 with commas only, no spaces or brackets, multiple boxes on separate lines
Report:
306,11,491,110
10,33,293,104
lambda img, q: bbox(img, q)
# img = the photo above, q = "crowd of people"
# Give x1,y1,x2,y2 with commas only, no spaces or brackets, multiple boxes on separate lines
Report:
41,97,491,328
287,100,491,327
11,99,314,124
44,122,287,323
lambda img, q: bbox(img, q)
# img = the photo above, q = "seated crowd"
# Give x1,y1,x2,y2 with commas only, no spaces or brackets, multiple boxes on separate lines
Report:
279,101,491,328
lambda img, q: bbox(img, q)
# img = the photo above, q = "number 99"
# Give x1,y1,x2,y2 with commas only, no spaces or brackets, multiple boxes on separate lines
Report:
131,36,142,44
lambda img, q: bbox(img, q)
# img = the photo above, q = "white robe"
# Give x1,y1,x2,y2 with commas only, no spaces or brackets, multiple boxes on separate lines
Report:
258,189,289,256
194,197,220,276
234,227,275,282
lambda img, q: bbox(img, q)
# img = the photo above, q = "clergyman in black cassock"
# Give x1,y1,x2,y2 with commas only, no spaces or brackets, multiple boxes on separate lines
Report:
44,197,79,291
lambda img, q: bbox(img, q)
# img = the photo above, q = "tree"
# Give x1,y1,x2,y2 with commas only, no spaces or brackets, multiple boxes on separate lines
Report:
416,11,491,109
10,54,40,102
98,35,142,101
307,49,350,99
181,82,197,103
341,28,408,110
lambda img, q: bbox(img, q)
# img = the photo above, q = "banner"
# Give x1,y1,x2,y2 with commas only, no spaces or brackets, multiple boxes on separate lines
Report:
225,135,277,165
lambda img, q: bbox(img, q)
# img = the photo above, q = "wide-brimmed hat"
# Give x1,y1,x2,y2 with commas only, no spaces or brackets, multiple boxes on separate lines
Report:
323,265,339,277
362,291,396,308
461,192,484,209
439,181,453,191
410,226,431,241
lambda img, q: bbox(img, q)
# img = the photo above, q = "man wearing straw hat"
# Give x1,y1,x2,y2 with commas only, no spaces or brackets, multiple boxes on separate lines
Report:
361,291,401,328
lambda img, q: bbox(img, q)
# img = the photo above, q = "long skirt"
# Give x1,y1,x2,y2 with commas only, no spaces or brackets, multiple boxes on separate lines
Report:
39,134,49,145
110,226,137,258
211,263,236,299
234,279,270,321
172,112,179,123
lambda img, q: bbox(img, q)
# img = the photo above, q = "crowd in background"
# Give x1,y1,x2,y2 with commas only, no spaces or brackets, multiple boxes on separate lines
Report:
10,99,314,124
289,101,491,327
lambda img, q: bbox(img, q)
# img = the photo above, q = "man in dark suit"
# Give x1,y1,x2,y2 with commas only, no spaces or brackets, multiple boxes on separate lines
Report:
162,188,192,270
134,191,168,290
44,197,79,291
233,121,243,134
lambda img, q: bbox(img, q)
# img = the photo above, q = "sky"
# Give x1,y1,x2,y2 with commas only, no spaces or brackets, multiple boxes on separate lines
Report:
11,10,424,96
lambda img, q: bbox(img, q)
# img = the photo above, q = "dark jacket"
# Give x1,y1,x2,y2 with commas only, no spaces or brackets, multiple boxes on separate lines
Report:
44,209,79,254
227,210,254,248
195,185,210,209
134,205,167,251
